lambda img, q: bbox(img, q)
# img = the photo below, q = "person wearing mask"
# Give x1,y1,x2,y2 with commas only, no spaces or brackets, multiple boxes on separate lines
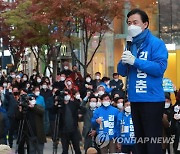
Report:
110,73,124,96
60,61,72,77
21,74,29,89
12,75,23,90
81,95,98,153
25,82,32,94
162,93,173,154
54,89,81,154
117,8,168,154
7,71,16,84
16,91,46,154
114,97,124,112
96,85,106,97
69,65,84,90
30,69,38,83
92,72,102,91
100,77,113,94
6,87,19,148
46,87,59,139
53,73,66,91
91,94,119,153
32,87,45,109
170,90,180,154
80,75,93,99
33,76,42,87
2,81,9,95
64,78,79,96
40,82,52,135
117,100,136,154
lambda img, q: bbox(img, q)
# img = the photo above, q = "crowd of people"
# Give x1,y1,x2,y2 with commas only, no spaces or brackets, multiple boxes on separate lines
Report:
0,63,180,154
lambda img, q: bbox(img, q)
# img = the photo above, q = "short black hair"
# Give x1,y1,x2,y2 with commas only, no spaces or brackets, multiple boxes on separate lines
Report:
100,93,111,101
95,72,101,75
88,94,98,102
127,8,149,28
101,77,110,82
113,73,118,77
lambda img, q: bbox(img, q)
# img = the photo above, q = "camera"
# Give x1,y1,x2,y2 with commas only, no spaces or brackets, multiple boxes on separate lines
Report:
18,94,35,111
54,90,65,108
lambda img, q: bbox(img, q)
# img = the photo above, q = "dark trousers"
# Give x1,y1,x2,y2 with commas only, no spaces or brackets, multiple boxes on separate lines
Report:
18,136,29,154
49,121,55,139
122,144,137,154
8,117,17,148
61,131,81,154
131,102,164,154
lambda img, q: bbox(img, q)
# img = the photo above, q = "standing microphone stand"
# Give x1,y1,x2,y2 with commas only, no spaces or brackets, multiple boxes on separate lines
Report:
124,36,132,97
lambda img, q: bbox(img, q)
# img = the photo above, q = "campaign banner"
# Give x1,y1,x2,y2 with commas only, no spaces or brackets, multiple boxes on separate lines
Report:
163,78,174,93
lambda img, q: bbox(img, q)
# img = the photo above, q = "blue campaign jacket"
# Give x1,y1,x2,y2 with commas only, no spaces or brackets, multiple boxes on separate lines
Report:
91,105,119,139
117,112,135,145
36,95,46,109
117,30,168,102
100,82,113,94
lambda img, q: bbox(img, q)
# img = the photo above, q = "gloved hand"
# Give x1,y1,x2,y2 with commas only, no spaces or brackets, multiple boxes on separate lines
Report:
121,50,135,65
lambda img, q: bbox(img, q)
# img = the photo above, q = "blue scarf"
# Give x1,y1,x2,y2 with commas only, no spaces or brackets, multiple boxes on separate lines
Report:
130,29,150,57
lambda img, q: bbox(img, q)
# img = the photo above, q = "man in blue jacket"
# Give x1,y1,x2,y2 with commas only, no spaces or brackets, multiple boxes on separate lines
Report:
117,9,168,154
91,94,119,153
117,100,136,154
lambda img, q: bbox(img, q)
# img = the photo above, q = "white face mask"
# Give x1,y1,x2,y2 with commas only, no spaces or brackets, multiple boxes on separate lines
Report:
75,94,81,100
94,93,98,97
125,106,131,113
64,66,69,70
106,81,110,85
128,25,142,37
42,85,47,89
35,91,40,96
96,76,100,80
67,81,72,86
97,101,102,107
33,72,37,75
3,83,7,88
165,103,171,109
60,77,66,81
117,103,123,109
98,91,104,96
86,77,91,83
103,101,110,107
90,102,97,109
30,99,36,105
11,74,16,78
37,79,41,83
23,78,27,81
114,79,119,82
64,95,71,101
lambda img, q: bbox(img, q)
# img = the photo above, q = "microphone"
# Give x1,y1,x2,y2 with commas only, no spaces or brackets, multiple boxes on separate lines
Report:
126,35,132,51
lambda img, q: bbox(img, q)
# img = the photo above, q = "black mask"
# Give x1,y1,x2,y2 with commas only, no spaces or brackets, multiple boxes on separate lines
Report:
13,92,20,96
